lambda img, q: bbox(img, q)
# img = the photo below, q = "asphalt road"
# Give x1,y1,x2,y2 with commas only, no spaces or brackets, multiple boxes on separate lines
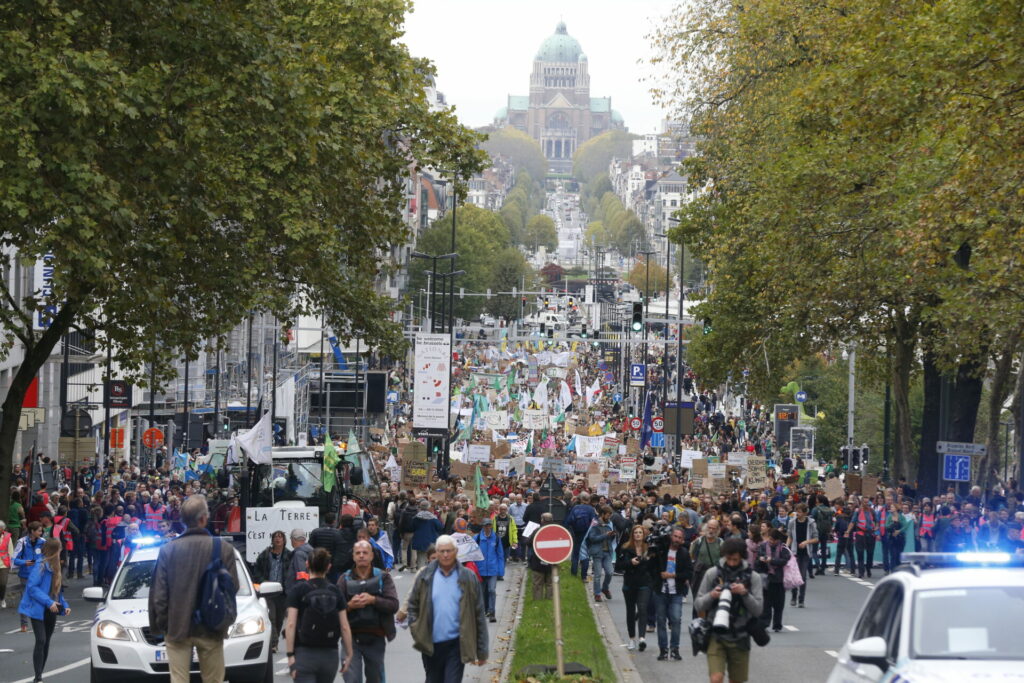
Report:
0,563,523,683
597,565,877,682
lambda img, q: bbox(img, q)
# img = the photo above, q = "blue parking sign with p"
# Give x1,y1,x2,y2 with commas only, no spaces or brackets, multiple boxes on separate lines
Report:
630,364,645,386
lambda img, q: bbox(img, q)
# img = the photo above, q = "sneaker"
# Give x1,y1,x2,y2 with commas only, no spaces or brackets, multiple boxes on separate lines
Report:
798,603,805,608
772,627,782,633
646,624,656,633
790,598,797,606
594,594,602,602
488,613,497,623
657,649,669,661
20,625,27,633
670,648,682,661
1,600,5,609
638,637,647,652
833,570,840,576
603,589,612,600
627,639,636,651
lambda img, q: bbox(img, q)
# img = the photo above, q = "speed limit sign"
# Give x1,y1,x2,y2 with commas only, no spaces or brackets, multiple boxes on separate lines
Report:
629,417,642,431
652,417,664,433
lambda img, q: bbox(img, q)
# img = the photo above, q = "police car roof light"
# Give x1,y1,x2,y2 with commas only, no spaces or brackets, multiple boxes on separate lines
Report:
129,534,161,547
900,551,1023,567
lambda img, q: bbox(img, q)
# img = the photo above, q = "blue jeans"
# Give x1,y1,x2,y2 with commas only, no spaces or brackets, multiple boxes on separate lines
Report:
591,554,613,596
570,531,585,575
653,591,683,651
482,575,497,614
422,637,463,683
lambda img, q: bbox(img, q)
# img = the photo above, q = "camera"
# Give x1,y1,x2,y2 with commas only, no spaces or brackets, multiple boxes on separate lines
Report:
712,587,733,633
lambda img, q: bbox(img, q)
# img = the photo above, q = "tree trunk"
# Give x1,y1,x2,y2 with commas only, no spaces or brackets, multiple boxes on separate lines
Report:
979,329,1021,491
918,349,943,497
890,335,914,480
0,303,79,521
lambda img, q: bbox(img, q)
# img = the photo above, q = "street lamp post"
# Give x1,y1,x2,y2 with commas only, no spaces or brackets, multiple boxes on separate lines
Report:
411,251,457,333
638,249,656,400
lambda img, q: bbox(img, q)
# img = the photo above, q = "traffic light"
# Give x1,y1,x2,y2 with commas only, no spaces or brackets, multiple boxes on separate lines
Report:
547,326,554,339
544,297,550,308
568,296,574,306
581,323,588,338
221,417,231,433
840,444,850,468
631,302,643,332
860,444,870,468
851,446,862,471
540,322,547,335
703,317,713,335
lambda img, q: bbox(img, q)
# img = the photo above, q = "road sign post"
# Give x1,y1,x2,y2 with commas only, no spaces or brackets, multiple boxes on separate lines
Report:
533,524,574,676
629,363,645,387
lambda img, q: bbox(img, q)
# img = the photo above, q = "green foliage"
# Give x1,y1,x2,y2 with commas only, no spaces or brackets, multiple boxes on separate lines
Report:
409,205,514,319
572,130,637,184
626,257,668,298
586,192,645,255
525,214,557,252
510,562,615,682
481,126,548,181
0,0,484,511
500,170,546,247
487,248,535,320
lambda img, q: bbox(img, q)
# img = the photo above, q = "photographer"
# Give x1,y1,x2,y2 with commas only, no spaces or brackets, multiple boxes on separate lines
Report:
695,538,764,683
649,526,693,661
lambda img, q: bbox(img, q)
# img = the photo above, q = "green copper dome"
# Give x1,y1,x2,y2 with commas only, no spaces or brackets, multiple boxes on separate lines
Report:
536,21,584,63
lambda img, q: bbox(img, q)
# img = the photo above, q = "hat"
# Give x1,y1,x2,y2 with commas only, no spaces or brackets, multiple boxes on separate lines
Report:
453,518,469,533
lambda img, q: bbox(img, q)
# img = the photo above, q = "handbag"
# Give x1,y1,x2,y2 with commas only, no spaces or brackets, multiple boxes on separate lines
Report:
782,551,804,590
688,617,711,655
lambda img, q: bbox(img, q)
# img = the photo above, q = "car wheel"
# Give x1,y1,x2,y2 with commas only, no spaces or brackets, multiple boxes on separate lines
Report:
262,657,274,683
90,663,101,683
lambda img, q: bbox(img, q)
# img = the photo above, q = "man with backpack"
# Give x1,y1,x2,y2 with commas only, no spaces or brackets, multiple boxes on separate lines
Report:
149,495,239,683
337,540,399,683
810,495,834,576
564,493,596,577
397,496,420,570
285,547,353,682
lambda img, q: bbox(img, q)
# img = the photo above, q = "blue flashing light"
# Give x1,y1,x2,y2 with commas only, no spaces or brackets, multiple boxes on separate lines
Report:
955,551,1011,565
128,534,160,547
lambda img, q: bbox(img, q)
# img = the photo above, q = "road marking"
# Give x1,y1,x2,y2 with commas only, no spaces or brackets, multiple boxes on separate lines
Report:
4,628,22,634
0,648,13,653
783,625,799,631
825,650,839,658
12,657,90,683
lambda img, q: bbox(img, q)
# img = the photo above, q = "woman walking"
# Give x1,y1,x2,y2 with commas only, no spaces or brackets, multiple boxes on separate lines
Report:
757,529,791,633
616,525,654,652
19,538,70,683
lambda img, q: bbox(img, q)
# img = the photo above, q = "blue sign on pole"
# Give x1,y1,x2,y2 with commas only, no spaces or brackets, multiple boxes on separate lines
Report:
629,364,646,387
943,453,971,482
651,431,665,448
795,390,808,403
613,392,623,403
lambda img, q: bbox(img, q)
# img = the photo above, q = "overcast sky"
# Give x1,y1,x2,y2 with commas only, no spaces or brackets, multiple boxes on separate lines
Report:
402,0,679,135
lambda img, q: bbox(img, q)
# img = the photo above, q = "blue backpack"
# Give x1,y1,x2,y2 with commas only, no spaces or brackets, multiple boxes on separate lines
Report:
193,535,236,632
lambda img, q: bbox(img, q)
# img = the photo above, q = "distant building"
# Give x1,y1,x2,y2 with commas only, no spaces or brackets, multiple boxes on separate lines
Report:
495,21,626,174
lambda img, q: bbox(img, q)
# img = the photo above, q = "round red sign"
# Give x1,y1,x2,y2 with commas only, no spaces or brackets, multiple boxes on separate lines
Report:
652,417,664,433
629,417,642,431
142,428,165,449
532,524,574,565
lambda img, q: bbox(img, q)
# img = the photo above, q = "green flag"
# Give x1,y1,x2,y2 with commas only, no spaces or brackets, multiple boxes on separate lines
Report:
345,429,362,467
506,370,516,391
473,464,490,509
323,434,339,493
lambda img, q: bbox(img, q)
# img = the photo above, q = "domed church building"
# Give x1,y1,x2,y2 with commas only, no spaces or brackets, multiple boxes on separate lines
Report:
496,21,626,173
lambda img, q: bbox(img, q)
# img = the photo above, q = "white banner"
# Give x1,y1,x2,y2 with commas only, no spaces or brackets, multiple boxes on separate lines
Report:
466,443,492,463
522,409,547,430
575,435,606,458
482,410,509,431
727,452,749,469
414,333,452,430
245,506,319,562
680,450,703,469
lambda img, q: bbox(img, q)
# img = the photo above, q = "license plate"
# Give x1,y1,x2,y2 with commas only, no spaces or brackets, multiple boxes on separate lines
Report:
154,648,199,663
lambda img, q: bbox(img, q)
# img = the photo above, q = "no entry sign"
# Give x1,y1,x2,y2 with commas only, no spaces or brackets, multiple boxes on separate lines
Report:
142,428,165,449
533,524,574,565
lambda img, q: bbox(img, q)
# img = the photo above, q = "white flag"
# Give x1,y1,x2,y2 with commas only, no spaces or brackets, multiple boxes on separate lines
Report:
574,370,583,398
586,378,602,407
533,380,549,410
235,411,274,465
559,381,572,411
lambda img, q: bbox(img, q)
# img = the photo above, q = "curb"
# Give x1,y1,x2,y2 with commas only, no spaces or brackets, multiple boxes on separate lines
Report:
486,563,528,683
589,595,643,683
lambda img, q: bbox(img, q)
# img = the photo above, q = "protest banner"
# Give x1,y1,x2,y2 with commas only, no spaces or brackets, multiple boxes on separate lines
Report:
845,473,863,494
523,409,547,430
680,450,703,469
691,459,708,477
495,458,511,474
744,456,767,489
727,452,749,469
796,469,819,486
482,410,509,431
602,437,621,459
466,443,492,464
824,477,845,502
246,507,319,562
862,475,879,498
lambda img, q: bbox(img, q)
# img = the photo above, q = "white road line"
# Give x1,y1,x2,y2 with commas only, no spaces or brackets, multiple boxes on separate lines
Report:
783,625,799,632
4,628,22,634
12,656,90,683
825,650,839,658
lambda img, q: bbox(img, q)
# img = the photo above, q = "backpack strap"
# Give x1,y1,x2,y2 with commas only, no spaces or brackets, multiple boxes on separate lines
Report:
210,534,221,567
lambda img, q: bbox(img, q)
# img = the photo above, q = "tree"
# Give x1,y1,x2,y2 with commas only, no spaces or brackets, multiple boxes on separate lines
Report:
487,248,535,320
481,126,548,180
525,215,557,252
409,205,512,320
0,0,484,513
572,130,637,184
627,258,668,299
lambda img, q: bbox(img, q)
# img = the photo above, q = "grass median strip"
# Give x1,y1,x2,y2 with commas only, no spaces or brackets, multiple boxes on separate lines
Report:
509,562,615,682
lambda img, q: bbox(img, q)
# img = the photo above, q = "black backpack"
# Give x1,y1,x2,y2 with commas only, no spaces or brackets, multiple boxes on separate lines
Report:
298,580,341,647
399,504,418,534
192,535,237,632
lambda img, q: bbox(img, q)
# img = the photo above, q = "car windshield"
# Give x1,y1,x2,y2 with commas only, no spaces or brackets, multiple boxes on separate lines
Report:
110,557,252,600
913,586,1024,660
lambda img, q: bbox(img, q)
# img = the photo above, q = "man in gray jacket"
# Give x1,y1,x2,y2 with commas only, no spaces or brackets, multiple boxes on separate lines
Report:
285,528,313,593
785,503,818,607
695,538,764,683
149,495,239,683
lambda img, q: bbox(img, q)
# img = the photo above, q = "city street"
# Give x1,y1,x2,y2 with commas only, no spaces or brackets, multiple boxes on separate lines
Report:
600,569,873,682
0,565,525,683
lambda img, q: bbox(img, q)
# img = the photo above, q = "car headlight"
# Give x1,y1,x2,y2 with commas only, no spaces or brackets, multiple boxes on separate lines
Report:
96,620,129,641
228,616,266,638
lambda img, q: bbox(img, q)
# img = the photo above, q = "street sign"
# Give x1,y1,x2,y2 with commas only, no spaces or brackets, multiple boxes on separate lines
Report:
108,427,125,449
629,363,646,387
142,428,164,449
943,453,971,482
652,417,664,433
936,441,986,456
613,392,622,403
795,390,808,403
629,417,642,431
533,524,574,565
105,380,131,409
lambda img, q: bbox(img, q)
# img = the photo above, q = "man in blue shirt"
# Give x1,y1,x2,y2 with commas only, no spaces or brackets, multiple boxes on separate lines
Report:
407,535,488,682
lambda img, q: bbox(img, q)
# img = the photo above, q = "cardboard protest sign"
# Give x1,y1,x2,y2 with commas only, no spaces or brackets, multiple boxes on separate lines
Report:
483,411,509,431
691,459,709,477
824,477,845,502
401,459,430,487
403,440,428,462
493,441,511,458
745,456,767,489
862,475,879,498
466,443,491,464
680,450,703,469
662,484,686,498
494,458,511,474
627,439,640,455
523,409,547,430
596,482,610,497
845,473,863,494
727,452,749,469
449,460,476,479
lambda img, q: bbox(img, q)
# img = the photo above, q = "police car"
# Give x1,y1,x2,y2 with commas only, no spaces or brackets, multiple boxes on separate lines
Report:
827,552,1024,682
83,536,281,682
